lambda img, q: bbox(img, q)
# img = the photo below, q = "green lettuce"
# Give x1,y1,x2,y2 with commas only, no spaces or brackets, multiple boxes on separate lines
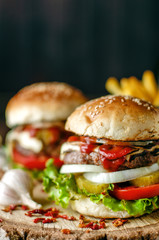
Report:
43,159,159,216
43,159,78,208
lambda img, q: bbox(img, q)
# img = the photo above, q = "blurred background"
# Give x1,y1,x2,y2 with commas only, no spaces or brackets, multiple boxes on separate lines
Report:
1,0,159,125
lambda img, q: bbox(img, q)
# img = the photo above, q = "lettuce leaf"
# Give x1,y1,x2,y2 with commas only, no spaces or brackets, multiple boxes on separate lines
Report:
43,159,77,208
43,159,159,216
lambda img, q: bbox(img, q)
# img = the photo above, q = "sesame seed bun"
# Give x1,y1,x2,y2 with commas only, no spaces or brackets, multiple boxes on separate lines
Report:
65,95,159,141
6,82,87,127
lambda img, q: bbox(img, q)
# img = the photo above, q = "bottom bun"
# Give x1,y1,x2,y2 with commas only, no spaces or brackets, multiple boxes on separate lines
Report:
70,198,135,218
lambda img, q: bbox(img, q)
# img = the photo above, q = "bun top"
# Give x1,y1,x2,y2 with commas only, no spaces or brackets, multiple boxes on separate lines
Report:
65,95,159,141
6,82,87,127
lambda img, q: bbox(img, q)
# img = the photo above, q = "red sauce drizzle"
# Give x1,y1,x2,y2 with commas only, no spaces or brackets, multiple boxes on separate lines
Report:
99,145,133,171
80,143,97,154
68,135,134,171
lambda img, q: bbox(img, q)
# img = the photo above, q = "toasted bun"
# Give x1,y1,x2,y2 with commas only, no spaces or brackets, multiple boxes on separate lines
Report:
6,82,87,127
70,198,134,218
65,95,159,141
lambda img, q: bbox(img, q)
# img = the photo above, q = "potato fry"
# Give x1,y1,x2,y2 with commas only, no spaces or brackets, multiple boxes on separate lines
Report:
120,78,129,89
153,90,159,106
120,77,151,101
105,77,122,94
120,78,135,95
128,77,152,102
105,70,159,106
142,70,158,99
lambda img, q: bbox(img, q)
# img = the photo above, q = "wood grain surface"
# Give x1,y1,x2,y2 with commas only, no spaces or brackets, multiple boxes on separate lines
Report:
0,183,159,240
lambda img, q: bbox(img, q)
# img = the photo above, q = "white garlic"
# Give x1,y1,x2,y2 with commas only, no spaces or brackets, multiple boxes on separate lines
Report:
1,169,32,195
0,182,21,205
0,169,41,209
0,148,9,171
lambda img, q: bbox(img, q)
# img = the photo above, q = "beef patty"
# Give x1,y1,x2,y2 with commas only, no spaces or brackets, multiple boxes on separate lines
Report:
63,150,159,170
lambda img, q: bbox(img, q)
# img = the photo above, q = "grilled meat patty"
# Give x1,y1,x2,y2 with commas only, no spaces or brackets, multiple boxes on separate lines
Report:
63,150,159,170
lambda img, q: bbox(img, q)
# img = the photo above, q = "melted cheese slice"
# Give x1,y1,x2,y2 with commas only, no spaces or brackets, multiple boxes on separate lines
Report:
6,130,43,153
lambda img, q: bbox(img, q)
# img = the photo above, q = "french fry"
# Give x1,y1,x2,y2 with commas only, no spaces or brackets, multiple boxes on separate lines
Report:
120,78,129,89
128,77,152,102
120,77,151,101
153,90,159,106
142,70,158,99
105,70,159,106
105,77,122,94
120,78,135,96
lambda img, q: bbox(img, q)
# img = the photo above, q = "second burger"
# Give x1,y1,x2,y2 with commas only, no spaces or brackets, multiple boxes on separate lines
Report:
5,82,87,171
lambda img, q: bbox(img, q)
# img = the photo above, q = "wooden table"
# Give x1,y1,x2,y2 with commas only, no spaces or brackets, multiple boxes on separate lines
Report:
0,183,159,240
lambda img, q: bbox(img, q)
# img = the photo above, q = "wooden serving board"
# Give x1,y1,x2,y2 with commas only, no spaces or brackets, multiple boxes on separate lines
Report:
0,183,159,240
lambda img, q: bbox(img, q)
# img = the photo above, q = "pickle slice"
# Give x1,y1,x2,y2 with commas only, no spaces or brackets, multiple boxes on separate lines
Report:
75,174,108,194
36,129,58,145
130,170,159,187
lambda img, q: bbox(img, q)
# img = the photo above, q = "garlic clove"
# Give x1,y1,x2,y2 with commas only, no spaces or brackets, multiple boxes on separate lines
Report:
1,169,33,195
1,169,42,209
0,148,9,172
0,181,21,206
20,193,41,209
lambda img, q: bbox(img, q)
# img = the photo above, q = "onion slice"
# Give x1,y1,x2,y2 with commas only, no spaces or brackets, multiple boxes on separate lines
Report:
60,164,107,174
83,163,159,184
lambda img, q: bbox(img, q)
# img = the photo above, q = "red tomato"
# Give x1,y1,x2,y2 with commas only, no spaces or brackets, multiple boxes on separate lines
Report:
111,184,159,200
12,148,63,170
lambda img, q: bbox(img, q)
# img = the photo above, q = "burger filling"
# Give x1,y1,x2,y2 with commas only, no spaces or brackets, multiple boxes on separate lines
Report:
7,122,70,170
43,136,159,217
61,136,159,171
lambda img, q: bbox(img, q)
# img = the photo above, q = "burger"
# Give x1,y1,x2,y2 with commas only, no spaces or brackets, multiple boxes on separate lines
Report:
43,95,159,218
5,82,87,172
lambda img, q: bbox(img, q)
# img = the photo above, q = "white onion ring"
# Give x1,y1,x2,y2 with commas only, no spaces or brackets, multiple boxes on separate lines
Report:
83,163,159,184
60,164,107,174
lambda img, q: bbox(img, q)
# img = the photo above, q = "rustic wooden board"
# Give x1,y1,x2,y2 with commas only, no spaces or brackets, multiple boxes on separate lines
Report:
0,183,159,240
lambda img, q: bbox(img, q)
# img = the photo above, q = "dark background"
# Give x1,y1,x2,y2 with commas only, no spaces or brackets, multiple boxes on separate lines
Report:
1,0,159,124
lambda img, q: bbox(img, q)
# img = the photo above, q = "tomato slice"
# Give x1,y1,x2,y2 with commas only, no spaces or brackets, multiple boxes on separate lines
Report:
111,184,159,200
12,147,63,170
